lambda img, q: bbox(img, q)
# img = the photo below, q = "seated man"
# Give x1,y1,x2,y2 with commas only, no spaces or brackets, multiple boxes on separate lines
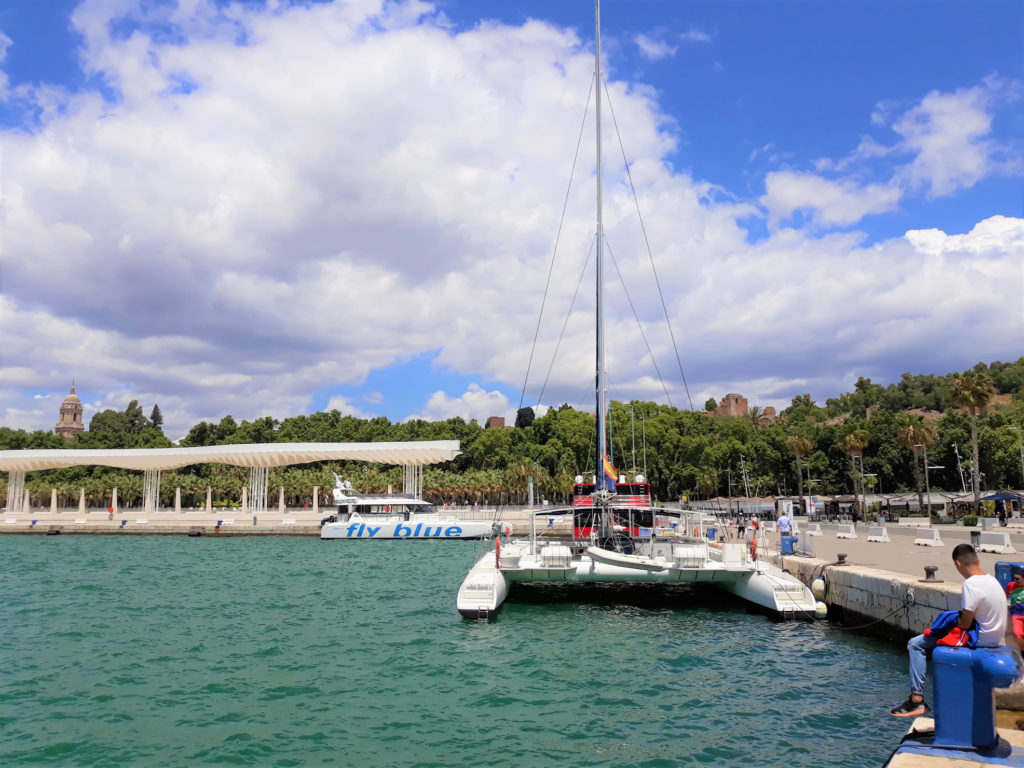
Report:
891,543,1008,717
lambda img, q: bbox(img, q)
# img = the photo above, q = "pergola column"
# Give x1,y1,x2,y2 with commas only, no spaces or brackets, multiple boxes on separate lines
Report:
50,487,57,514
78,488,86,514
174,487,181,514
313,486,319,515
248,466,268,514
111,487,118,515
143,469,161,514
278,486,284,513
403,464,423,499
6,471,26,515
205,487,212,513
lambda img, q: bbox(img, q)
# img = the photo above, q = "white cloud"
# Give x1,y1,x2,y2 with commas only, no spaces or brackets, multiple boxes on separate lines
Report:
409,384,512,424
892,77,1017,197
761,171,901,227
0,2,1020,443
325,395,375,420
635,33,678,60
772,77,1020,227
680,29,712,44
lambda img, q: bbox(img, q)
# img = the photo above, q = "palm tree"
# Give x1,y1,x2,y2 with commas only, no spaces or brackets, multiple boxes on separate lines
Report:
785,435,813,513
896,414,937,515
838,428,869,519
952,372,996,512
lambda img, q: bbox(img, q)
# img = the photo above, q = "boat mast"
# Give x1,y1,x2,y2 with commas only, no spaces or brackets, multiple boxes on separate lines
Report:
594,0,608,490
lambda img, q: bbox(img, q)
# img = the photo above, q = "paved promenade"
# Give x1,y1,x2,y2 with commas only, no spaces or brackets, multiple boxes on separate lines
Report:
753,523,1024,584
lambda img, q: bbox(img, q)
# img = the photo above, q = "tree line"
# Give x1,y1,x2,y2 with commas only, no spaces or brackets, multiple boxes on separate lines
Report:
2,360,1022,509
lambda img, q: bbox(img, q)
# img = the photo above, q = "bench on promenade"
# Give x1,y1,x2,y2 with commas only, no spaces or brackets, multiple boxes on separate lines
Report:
898,517,930,527
220,519,235,525
867,526,891,543
74,518,87,524
135,518,148,524
836,524,858,539
3,518,17,525
1006,518,1024,528
281,519,296,525
914,528,944,546
803,523,823,537
977,531,1016,555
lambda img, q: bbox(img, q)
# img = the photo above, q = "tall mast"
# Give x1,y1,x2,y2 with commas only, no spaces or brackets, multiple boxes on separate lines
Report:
594,0,608,487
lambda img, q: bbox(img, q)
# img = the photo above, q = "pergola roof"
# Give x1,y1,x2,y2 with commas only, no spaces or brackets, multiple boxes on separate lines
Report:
0,441,461,472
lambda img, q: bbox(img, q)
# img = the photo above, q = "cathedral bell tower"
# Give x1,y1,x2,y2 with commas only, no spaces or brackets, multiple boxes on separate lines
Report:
55,385,85,441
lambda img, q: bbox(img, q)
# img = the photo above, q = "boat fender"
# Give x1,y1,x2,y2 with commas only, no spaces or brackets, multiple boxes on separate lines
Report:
495,536,501,571
693,527,699,537
814,601,828,619
811,578,826,600
749,539,757,561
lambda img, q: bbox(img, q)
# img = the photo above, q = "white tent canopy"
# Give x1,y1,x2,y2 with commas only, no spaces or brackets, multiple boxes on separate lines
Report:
0,441,461,472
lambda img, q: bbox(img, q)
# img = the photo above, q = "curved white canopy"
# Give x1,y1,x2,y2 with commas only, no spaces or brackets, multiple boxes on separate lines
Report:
0,441,461,472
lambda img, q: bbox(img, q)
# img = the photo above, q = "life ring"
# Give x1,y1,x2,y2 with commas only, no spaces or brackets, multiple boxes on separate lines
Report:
385,505,391,512
749,539,758,561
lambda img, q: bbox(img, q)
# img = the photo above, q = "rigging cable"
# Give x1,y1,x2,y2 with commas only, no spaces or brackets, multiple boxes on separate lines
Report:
604,239,674,407
602,74,694,411
533,236,595,409
518,75,596,412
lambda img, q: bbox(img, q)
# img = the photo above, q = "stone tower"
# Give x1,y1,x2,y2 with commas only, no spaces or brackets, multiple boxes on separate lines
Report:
55,385,85,441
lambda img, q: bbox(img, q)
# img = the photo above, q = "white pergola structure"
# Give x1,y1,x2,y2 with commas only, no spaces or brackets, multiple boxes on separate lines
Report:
0,441,461,515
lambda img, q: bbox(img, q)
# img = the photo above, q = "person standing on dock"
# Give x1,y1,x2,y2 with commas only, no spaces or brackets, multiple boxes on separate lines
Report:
777,510,792,538
890,543,1008,717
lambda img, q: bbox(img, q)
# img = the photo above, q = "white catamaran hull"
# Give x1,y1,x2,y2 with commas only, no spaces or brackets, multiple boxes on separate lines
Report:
457,542,819,618
322,518,498,539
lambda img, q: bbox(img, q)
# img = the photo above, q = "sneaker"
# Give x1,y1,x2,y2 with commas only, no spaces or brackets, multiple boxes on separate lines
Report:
890,696,930,717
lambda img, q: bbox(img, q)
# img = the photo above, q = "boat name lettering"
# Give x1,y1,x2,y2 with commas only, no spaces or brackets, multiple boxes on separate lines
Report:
344,522,464,538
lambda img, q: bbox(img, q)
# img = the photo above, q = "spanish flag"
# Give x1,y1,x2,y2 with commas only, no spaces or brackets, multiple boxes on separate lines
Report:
602,455,618,484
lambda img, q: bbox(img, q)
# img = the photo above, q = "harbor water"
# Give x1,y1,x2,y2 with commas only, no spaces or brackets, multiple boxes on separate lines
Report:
2,536,908,767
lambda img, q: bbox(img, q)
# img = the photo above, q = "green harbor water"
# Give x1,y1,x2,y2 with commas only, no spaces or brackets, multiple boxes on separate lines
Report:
1,536,908,767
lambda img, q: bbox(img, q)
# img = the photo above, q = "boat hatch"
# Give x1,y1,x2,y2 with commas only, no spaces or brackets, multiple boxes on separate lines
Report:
540,546,572,568
672,545,705,568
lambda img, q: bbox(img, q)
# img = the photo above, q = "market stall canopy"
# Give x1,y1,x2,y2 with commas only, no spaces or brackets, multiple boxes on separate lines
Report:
0,441,461,472
981,491,1024,502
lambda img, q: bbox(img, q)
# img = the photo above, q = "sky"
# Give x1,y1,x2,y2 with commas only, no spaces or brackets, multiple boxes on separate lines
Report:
0,0,1021,442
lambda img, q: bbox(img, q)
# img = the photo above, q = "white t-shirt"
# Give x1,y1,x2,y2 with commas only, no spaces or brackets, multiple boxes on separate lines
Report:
962,573,1008,647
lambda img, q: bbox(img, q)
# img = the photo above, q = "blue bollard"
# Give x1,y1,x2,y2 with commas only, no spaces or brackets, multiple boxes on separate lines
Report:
253,516,257,526
933,646,1024,749
120,520,127,528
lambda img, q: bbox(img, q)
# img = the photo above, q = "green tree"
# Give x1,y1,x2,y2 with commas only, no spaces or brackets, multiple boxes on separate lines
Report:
515,407,536,429
150,404,164,431
785,435,813,512
952,372,996,511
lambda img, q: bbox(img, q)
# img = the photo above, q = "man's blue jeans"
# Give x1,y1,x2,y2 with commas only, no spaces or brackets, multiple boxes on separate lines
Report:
908,632,938,695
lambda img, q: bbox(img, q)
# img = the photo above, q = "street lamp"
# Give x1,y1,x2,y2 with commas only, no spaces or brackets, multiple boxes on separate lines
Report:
915,444,937,516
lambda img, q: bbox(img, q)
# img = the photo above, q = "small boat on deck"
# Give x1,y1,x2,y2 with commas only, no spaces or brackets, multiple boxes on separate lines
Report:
320,476,503,540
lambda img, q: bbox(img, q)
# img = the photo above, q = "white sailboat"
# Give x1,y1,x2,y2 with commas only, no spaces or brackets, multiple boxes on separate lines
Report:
457,0,824,620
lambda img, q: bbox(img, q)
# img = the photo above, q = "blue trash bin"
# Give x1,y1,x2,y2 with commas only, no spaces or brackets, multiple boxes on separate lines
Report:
995,561,1024,590
781,535,797,554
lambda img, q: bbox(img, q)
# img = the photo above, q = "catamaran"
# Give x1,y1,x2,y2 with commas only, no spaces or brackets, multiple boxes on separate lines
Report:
321,475,504,540
456,0,824,620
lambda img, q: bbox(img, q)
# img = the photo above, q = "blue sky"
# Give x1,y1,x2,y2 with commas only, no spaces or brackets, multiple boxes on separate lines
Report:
0,0,1021,438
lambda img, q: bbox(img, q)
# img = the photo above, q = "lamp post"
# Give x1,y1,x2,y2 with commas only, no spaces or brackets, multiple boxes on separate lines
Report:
1009,427,1024,489
915,443,934,517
